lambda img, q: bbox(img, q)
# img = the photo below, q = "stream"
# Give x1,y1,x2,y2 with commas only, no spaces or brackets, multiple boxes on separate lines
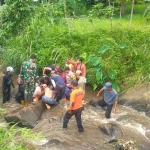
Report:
31,87,150,150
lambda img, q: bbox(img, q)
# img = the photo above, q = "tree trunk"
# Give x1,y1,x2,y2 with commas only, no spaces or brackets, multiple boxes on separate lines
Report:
64,0,67,18
108,0,113,31
121,2,126,15
118,4,122,28
129,0,135,28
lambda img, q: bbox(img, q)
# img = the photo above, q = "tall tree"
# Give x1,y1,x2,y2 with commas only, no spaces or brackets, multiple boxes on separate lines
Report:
129,0,135,27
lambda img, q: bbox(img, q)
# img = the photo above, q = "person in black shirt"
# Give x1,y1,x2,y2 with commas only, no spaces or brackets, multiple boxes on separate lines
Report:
2,67,15,104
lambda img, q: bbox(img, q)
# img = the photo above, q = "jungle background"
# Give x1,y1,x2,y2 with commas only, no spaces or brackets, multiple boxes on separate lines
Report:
0,0,150,91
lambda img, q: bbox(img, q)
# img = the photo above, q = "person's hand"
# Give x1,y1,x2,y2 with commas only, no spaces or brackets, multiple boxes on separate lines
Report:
97,93,99,97
113,108,116,114
68,110,72,114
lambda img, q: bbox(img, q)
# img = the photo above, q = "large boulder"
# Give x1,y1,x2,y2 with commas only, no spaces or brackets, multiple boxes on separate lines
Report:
98,123,123,138
4,101,46,128
124,100,149,112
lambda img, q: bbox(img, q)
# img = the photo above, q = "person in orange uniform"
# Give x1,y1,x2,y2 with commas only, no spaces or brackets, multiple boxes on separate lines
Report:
63,80,85,132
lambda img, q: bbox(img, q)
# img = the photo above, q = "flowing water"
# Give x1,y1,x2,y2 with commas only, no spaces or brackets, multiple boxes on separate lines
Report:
32,87,150,150
0,65,150,149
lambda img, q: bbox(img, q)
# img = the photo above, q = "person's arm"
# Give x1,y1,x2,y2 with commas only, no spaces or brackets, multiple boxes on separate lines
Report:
97,88,103,97
11,78,15,88
66,59,77,68
113,100,118,114
43,67,52,75
68,93,75,111
82,64,86,77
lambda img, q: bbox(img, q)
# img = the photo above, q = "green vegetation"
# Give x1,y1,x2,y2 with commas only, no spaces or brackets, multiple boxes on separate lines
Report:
0,0,150,91
0,123,43,150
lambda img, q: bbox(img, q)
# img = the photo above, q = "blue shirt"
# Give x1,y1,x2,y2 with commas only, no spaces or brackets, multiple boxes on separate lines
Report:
102,87,118,105
52,75,66,87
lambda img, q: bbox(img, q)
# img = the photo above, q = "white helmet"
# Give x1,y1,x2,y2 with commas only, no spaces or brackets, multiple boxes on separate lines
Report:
6,66,14,72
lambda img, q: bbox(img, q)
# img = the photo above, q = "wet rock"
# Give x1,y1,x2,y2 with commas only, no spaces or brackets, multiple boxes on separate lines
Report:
4,101,46,128
145,104,150,118
89,99,106,110
89,99,100,107
145,131,150,140
124,100,149,112
99,123,123,138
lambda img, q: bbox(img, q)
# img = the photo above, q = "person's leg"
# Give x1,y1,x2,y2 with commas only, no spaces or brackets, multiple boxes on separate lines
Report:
7,87,11,102
74,108,84,132
3,92,7,104
105,104,113,118
97,99,107,107
63,111,74,128
55,95,62,102
42,96,57,105
24,82,29,105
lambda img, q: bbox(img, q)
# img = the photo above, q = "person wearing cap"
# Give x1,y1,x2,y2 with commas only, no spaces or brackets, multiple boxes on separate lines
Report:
2,66,15,103
75,70,86,92
96,82,118,118
63,80,85,132
66,57,86,77
43,65,60,76
51,70,66,87
20,54,39,104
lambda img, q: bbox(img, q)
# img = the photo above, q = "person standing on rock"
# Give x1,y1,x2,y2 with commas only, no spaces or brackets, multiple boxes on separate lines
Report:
2,67,15,104
97,82,118,119
63,80,84,132
20,54,39,105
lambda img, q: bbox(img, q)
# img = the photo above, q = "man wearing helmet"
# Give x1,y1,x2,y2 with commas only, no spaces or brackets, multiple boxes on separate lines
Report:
2,66,15,103
20,54,39,104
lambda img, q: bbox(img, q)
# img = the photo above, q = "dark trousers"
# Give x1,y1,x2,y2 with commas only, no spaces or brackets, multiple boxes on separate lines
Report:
98,99,113,118
3,88,10,104
63,108,83,130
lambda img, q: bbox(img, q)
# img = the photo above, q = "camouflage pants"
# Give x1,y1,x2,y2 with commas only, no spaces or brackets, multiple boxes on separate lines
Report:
24,81,36,102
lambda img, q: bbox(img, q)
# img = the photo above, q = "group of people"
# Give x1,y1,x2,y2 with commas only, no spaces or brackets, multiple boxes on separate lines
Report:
2,54,118,132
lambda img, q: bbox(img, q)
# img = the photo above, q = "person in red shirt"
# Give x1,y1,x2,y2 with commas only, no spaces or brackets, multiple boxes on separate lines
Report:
57,68,67,83
66,57,86,77
63,80,85,132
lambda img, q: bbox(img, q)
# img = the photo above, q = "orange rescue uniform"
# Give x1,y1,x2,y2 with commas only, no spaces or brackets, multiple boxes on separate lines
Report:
69,88,84,110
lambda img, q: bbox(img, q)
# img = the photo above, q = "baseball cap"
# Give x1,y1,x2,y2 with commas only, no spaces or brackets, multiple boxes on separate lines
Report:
104,82,112,89
71,80,78,87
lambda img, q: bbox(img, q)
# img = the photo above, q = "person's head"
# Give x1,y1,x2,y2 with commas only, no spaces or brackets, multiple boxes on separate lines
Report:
39,77,44,85
66,58,70,65
64,66,70,74
104,82,112,91
77,57,82,65
50,70,56,77
6,66,14,75
57,68,63,75
44,76,51,86
55,65,60,72
70,80,78,89
75,70,82,79
30,54,36,63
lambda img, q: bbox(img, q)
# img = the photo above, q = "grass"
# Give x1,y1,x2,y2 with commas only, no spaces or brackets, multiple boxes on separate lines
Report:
66,15,150,33
0,123,43,150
